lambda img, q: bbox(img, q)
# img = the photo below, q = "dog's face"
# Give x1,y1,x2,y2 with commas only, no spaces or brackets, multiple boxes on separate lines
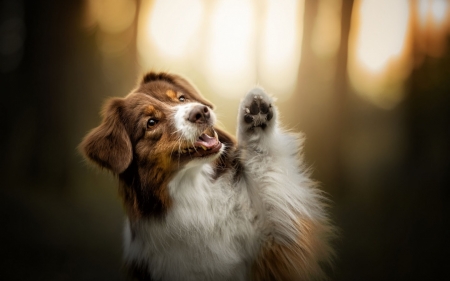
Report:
81,73,224,176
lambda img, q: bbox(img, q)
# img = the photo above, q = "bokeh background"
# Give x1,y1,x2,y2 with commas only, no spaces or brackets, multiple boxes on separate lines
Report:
1,0,449,280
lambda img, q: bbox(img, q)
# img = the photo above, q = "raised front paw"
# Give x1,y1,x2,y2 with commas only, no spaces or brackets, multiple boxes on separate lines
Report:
241,88,274,130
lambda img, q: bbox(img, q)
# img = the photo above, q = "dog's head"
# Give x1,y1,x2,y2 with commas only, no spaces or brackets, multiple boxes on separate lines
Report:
80,72,229,175
80,72,236,218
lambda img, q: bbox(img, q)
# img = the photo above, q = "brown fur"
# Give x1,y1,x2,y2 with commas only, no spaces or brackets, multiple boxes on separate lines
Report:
80,73,233,221
252,217,335,281
81,98,133,174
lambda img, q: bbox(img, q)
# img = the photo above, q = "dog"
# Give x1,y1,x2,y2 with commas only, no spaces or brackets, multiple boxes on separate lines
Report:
80,72,335,281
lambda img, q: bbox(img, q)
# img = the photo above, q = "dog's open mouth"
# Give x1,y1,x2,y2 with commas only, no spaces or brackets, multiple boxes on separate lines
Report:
178,127,222,157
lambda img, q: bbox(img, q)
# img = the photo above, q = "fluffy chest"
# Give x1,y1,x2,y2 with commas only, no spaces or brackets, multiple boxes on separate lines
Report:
124,165,258,281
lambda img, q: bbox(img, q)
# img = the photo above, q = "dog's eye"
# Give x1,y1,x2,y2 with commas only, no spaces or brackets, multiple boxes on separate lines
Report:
179,96,186,102
147,118,158,128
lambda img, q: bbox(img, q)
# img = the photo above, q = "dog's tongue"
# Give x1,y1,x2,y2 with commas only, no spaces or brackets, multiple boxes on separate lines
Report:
196,133,218,149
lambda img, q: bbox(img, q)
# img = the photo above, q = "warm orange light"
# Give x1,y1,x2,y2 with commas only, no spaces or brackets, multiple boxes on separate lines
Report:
418,0,449,27
83,0,137,56
85,0,136,34
356,0,410,73
348,0,413,109
418,0,430,26
311,0,342,59
415,0,450,58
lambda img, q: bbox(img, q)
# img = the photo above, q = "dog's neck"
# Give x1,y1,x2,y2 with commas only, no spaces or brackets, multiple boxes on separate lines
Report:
118,160,175,220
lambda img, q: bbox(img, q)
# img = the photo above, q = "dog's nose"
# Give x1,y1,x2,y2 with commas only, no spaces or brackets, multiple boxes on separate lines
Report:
188,105,210,123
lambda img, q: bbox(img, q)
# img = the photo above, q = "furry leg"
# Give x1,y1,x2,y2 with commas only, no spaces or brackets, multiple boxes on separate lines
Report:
237,88,336,281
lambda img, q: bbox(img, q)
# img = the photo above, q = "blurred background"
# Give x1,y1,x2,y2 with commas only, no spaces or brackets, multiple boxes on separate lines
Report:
1,0,449,280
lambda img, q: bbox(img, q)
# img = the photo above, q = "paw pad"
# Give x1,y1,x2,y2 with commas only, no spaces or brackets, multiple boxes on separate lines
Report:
243,94,273,128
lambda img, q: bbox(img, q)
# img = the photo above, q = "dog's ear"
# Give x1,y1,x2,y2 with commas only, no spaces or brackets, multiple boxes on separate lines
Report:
80,98,132,174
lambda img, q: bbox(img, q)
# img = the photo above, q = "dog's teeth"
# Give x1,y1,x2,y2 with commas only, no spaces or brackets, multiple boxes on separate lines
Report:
213,130,218,139
200,145,207,150
188,148,194,153
245,108,250,114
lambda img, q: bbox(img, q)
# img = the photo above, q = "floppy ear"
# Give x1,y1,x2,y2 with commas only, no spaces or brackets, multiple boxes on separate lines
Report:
80,98,132,174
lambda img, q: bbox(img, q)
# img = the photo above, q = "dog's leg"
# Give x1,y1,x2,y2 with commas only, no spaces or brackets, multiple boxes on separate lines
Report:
236,87,280,228
237,88,334,281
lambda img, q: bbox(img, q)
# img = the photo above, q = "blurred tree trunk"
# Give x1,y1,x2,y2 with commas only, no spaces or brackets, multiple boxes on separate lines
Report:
399,39,450,280
290,0,353,196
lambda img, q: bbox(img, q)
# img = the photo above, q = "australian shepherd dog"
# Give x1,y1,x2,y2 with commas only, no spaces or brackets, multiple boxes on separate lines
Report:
80,72,335,281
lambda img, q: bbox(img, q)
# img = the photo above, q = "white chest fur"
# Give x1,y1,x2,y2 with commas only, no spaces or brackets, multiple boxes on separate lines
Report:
123,164,259,281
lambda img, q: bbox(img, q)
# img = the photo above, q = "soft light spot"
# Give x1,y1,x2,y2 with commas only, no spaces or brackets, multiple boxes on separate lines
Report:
147,0,203,58
259,0,304,97
348,0,412,109
356,0,410,73
87,0,136,34
204,0,256,98
430,0,448,25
